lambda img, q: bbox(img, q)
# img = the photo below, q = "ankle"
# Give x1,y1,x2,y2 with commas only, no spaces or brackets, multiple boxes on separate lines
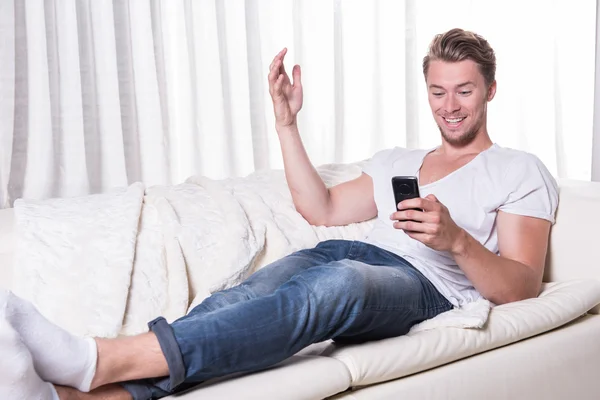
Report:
91,333,169,388
54,385,82,400
89,338,108,390
55,384,133,400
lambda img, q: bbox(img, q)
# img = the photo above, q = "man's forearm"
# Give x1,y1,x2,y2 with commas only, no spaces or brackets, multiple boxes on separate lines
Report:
277,124,331,225
451,230,541,304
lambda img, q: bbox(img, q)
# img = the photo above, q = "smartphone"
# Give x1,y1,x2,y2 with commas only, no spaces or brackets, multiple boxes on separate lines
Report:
391,176,421,212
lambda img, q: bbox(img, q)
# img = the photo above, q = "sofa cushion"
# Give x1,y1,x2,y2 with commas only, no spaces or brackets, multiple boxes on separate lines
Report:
169,355,351,399
332,314,600,399
328,279,600,387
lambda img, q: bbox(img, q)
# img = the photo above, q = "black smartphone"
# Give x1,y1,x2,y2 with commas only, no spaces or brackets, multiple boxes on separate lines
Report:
391,176,421,212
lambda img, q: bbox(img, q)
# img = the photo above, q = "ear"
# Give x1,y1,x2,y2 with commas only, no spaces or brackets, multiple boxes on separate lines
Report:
487,80,497,101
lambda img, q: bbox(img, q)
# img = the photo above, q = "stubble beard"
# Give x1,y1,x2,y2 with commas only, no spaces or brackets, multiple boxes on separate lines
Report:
438,122,479,147
437,98,488,147
437,108,486,147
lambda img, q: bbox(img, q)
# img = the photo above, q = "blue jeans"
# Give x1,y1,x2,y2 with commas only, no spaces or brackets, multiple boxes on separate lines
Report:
122,240,452,399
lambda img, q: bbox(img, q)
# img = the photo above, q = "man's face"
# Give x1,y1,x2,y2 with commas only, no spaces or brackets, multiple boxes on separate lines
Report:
426,60,496,146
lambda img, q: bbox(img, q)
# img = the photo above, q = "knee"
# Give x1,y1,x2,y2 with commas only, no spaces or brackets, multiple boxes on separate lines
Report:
190,284,256,314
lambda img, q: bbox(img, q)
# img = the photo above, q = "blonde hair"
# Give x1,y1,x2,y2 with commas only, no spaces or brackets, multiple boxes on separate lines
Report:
423,28,496,86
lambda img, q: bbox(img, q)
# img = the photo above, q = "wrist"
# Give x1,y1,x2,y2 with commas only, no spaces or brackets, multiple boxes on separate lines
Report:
450,228,470,257
276,120,298,134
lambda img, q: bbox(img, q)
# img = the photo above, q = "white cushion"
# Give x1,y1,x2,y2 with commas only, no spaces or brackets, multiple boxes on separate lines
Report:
328,279,600,387
170,355,351,399
333,314,600,399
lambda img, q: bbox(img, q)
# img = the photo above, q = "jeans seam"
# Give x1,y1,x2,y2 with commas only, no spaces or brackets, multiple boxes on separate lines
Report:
363,301,449,313
346,241,357,259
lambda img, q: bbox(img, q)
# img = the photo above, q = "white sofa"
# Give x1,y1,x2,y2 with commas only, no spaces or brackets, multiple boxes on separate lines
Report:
1,177,600,399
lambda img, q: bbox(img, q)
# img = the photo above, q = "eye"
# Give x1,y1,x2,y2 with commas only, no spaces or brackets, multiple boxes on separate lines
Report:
459,91,472,96
432,92,444,97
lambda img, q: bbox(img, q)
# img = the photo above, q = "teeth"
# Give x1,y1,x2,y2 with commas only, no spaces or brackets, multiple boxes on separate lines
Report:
445,117,464,123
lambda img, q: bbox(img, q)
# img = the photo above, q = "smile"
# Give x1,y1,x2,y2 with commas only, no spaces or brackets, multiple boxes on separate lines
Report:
442,116,466,128
443,117,465,123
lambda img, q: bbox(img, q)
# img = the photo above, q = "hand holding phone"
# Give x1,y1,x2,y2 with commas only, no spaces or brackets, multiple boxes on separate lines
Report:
391,176,422,212
390,179,462,252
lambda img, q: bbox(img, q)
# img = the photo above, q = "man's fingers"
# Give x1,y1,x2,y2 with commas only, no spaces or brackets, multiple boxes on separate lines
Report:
268,60,280,84
292,64,302,87
394,220,437,235
399,198,425,210
425,194,439,202
398,197,439,212
269,48,287,71
268,55,285,87
278,59,288,78
274,50,288,76
269,60,288,88
273,74,284,93
404,231,429,243
269,59,289,86
390,209,431,223
393,220,428,233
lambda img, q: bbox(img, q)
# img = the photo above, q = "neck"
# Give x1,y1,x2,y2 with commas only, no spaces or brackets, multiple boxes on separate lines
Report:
438,129,493,158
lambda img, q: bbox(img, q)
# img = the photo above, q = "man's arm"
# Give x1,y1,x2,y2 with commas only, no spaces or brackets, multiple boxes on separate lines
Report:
392,195,551,305
278,124,377,226
451,211,550,304
268,48,377,226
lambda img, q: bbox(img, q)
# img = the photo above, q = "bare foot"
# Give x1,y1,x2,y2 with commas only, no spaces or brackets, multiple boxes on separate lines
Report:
54,384,132,400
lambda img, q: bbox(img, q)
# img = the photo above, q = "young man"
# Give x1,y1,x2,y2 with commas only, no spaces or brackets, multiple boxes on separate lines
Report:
2,28,557,399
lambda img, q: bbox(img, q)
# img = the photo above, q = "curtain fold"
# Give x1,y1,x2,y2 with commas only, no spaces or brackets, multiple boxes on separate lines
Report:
79,0,129,192
0,0,15,208
51,0,89,198
24,0,54,199
1,0,597,206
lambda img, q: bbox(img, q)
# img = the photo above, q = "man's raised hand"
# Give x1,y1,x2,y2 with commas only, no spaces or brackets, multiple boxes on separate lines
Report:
268,48,303,128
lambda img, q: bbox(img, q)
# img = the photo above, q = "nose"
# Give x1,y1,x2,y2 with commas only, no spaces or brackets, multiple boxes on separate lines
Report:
444,94,460,113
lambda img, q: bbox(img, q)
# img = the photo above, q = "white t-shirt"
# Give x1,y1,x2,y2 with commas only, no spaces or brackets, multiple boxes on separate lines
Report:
362,143,559,307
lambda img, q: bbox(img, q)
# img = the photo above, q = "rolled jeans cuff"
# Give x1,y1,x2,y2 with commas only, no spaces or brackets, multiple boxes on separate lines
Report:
148,316,186,389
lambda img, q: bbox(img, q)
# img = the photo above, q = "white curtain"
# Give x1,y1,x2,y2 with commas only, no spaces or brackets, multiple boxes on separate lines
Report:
0,0,597,207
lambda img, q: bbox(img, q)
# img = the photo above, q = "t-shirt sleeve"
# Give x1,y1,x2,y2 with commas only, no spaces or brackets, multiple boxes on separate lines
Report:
498,154,559,224
362,148,396,178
